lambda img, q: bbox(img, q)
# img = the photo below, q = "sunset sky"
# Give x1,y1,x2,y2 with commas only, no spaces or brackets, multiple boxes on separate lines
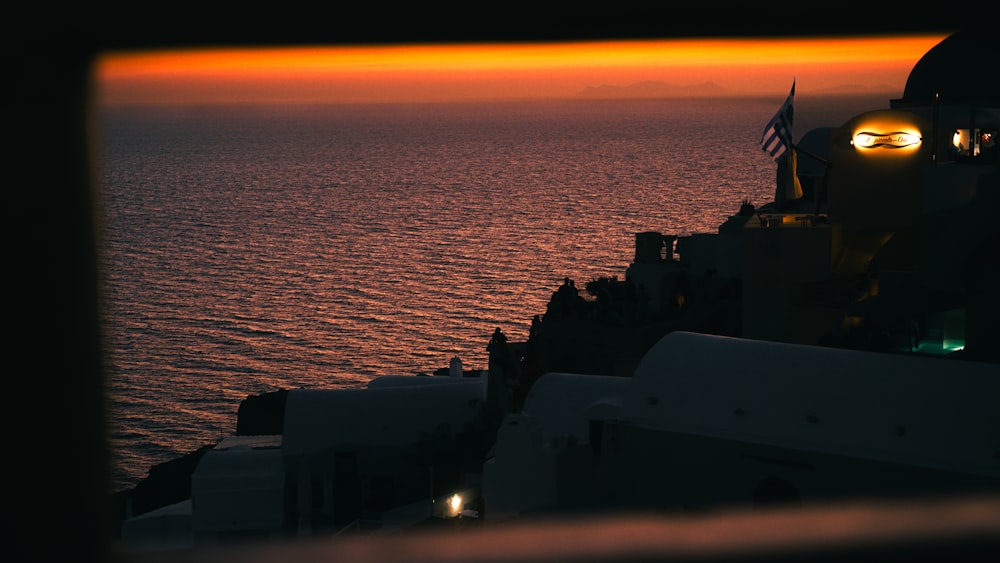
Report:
95,34,951,106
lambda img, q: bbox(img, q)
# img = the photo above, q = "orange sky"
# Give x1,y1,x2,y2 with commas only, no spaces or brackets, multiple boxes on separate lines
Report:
95,34,950,106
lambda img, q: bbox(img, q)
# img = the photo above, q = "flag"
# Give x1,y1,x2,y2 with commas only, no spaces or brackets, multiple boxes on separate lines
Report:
774,145,804,203
761,80,795,161
787,148,804,200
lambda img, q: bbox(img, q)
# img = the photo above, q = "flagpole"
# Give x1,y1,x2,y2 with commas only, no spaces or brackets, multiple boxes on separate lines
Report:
790,143,829,167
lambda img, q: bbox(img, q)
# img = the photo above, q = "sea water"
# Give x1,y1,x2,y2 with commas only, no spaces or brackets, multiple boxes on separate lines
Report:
98,94,890,492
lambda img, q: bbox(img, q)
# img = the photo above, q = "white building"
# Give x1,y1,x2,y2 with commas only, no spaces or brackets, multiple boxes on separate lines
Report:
483,331,1000,521
121,375,488,548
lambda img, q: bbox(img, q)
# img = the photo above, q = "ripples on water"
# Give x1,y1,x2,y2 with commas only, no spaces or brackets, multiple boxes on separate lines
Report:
98,95,890,491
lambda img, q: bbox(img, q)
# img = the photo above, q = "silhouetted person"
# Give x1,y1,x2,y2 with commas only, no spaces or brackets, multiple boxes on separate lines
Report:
549,277,584,317
529,314,541,340
486,327,512,427
488,327,507,352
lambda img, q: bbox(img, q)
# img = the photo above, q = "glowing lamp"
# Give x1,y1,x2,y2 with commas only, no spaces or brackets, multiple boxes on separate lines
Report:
847,111,923,155
447,493,463,517
852,131,922,149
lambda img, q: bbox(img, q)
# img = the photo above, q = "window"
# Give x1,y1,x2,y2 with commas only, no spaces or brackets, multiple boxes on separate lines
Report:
950,128,997,159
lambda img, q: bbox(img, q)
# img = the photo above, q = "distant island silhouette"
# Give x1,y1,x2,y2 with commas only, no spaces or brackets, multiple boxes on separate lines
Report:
577,80,900,99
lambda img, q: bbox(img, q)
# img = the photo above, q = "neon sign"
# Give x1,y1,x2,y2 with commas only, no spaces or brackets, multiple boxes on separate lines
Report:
852,131,922,149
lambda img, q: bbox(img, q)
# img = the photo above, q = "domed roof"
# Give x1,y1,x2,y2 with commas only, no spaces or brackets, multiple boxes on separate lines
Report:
901,30,1000,105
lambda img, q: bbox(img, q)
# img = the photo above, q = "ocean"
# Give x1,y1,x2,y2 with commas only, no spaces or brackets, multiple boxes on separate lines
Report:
98,93,892,493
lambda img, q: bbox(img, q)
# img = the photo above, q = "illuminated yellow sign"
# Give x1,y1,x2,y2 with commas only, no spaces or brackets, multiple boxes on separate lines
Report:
852,131,922,149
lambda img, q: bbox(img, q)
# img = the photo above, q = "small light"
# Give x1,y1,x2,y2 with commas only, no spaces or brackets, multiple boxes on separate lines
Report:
448,493,463,516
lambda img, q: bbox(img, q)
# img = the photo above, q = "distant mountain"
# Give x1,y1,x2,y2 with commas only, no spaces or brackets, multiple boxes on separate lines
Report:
578,80,902,99
813,83,901,95
578,81,732,99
